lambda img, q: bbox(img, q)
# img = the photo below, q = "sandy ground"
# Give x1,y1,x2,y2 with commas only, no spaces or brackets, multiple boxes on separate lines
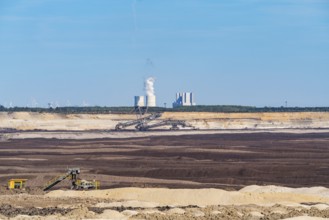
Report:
1,186,329,219
1,113,329,219
0,133,329,219
47,185,329,207
3,129,329,141
1,111,329,131
1,132,329,189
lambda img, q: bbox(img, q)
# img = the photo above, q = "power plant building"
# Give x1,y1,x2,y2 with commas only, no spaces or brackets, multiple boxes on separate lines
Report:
173,92,196,108
134,95,156,107
134,96,145,107
134,77,157,107
146,95,156,107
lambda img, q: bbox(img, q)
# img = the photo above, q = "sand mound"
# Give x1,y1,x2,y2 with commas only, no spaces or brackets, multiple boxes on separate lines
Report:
95,200,159,208
3,187,329,220
167,208,185,215
47,188,234,206
46,185,329,207
282,217,329,220
96,210,127,219
241,185,329,197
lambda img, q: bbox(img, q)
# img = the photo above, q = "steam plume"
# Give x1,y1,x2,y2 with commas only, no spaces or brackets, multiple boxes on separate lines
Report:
145,77,155,96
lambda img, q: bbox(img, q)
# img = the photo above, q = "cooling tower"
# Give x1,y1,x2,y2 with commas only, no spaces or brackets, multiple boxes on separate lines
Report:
146,95,156,107
134,96,145,107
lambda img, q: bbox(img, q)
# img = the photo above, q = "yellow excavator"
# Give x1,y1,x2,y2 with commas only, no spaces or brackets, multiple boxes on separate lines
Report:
43,168,99,191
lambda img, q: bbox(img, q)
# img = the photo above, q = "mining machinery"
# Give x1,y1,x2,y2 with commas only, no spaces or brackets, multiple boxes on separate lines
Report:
137,120,195,131
115,112,162,130
43,168,99,191
7,179,27,190
114,106,197,131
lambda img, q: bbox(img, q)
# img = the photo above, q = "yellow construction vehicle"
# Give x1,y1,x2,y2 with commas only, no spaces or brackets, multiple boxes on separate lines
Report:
8,179,27,190
43,168,100,191
76,179,100,190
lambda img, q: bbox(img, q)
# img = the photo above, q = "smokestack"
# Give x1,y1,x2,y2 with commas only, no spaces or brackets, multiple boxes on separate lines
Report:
145,77,156,107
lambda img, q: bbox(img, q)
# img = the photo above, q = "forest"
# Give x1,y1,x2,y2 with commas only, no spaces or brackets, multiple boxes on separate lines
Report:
1,105,329,114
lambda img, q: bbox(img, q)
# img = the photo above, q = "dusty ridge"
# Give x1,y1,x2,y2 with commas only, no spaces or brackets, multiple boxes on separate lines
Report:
2,186,329,220
0,111,329,131
46,185,329,207
21,185,327,219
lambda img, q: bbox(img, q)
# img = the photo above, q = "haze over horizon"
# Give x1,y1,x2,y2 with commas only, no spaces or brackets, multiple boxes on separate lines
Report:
0,0,328,108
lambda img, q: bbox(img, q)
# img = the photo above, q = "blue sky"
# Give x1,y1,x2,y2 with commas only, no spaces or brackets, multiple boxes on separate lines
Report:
0,0,328,107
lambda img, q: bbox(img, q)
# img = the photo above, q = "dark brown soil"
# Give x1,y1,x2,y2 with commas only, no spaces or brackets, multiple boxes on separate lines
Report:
1,132,329,190
0,204,72,217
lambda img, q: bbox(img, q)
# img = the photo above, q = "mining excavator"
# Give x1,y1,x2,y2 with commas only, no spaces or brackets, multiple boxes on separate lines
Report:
115,112,162,130
114,106,197,131
136,120,195,131
43,168,99,191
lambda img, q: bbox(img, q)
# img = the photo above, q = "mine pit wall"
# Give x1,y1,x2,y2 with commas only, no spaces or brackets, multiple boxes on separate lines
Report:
162,112,329,130
0,112,328,131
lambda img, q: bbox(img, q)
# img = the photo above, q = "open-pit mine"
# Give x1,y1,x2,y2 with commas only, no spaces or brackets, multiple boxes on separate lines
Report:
1,111,329,219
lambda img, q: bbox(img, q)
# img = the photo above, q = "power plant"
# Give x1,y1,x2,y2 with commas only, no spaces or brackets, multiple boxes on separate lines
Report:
124,78,197,131
134,95,156,108
133,78,197,109
134,96,145,107
173,92,196,108
146,95,156,107
134,77,156,107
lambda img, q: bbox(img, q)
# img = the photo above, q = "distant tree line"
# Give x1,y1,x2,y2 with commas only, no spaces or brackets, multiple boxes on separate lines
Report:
168,105,329,113
0,105,329,114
